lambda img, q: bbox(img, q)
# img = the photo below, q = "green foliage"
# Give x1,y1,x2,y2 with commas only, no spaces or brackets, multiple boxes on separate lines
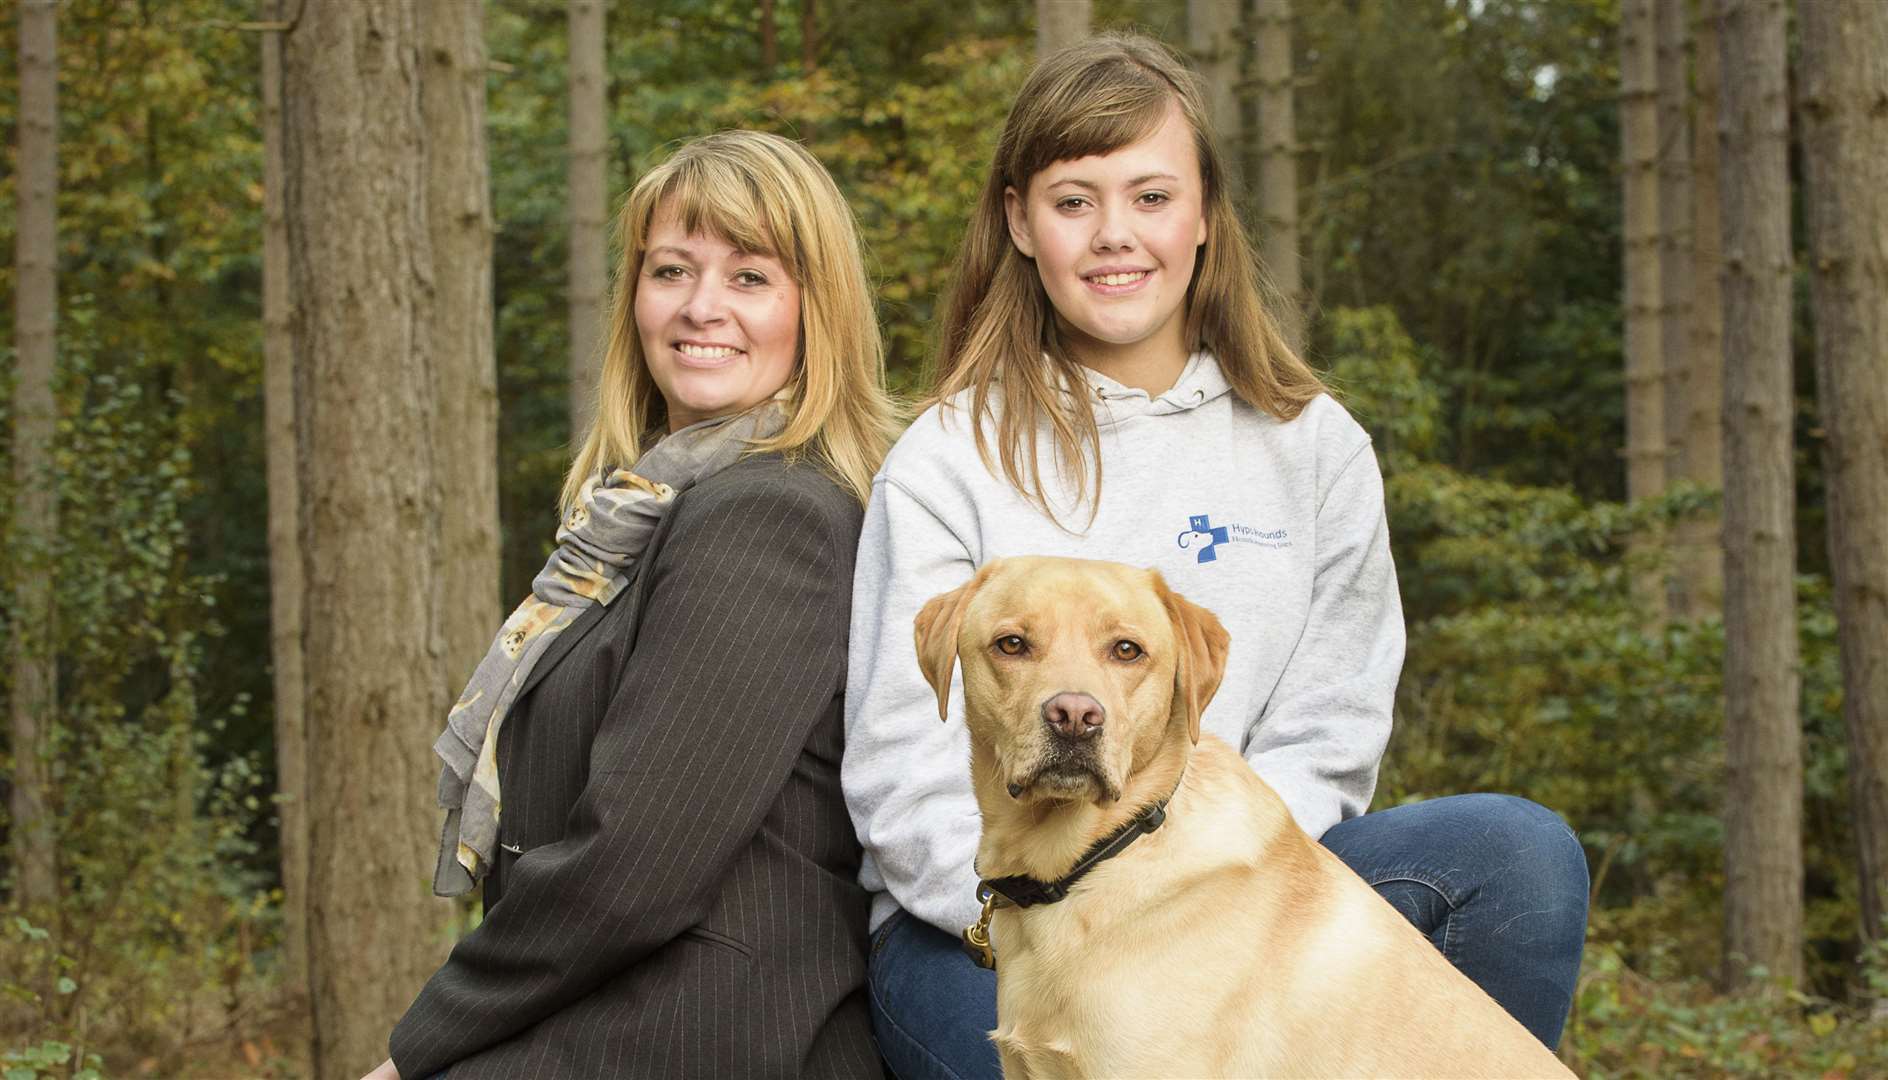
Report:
0,331,276,1072
1566,944,1888,1078
1342,306,1859,1001
1298,0,1627,494
2,1035,103,1080
1318,306,1442,474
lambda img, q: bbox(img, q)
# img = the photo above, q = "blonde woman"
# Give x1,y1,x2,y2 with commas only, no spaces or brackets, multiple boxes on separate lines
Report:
369,130,899,1079
842,34,1587,1078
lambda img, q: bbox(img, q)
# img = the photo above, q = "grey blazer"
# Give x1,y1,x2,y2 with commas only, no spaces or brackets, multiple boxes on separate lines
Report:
390,454,881,1079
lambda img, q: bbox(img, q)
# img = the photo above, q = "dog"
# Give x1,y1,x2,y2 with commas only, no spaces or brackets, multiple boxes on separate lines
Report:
915,555,1573,1079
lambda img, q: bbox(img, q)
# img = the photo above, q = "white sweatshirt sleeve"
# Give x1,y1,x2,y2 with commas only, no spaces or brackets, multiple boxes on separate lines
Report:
1244,441,1405,840
842,474,986,934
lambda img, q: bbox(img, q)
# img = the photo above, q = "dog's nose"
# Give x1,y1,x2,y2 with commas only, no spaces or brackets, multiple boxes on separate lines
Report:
1042,692,1105,740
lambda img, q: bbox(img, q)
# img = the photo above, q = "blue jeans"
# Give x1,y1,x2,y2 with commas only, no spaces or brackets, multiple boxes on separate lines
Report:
866,793,1588,1080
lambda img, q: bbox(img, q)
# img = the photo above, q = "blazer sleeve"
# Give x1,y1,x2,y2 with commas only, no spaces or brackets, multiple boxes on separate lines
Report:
388,474,856,1078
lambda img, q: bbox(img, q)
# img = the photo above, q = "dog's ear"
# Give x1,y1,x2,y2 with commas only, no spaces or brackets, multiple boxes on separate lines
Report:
1158,576,1231,744
913,571,983,723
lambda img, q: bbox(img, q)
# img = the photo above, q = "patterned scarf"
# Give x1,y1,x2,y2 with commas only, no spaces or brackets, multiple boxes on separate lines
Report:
430,402,787,896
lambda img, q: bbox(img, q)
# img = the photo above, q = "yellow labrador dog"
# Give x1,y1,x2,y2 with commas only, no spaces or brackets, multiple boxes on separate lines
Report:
915,556,1572,1079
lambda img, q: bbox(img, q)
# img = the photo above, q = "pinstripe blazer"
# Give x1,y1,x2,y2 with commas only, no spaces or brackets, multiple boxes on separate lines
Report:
390,454,882,1079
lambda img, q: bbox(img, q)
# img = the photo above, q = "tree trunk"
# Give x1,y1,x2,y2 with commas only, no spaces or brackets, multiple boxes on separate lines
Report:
282,3,458,1072
1681,0,1726,615
9,0,60,917
1036,0,1091,60
1252,0,1303,355
1717,0,1803,991
802,0,816,73
1657,0,1695,614
259,3,310,1069
1189,0,1242,193
1621,0,1667,617
568,0,607,436
760,0,777,70
424,0,500,750
1798,0,1888,954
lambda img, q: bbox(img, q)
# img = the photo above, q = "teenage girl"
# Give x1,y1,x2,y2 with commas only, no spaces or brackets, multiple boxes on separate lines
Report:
842,32,1588,1080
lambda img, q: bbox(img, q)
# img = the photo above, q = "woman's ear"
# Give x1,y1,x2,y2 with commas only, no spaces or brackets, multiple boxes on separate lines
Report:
1004,186,1036,259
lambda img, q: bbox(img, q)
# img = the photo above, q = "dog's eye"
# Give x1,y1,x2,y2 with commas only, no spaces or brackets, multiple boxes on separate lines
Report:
1112,640,1144,662
994,635,1027,656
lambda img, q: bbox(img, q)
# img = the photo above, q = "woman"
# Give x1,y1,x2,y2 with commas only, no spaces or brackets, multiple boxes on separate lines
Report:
841,33,1589,1079
369,130,900,1079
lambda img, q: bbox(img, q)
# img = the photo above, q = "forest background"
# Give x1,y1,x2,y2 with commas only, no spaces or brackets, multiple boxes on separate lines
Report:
2,0,1886,1077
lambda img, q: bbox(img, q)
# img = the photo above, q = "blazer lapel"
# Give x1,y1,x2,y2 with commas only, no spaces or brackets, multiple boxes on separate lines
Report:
511,486,690,705
514,600,609,704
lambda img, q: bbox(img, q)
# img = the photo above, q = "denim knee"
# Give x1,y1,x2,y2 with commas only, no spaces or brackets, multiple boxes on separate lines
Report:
1467,794,1587,883
1458,794,1590,935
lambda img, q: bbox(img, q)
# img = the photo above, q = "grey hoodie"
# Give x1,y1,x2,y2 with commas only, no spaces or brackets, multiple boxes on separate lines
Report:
842,352,1406,934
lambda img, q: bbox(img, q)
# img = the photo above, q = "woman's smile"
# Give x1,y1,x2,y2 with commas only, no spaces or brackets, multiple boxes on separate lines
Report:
671,341,745,364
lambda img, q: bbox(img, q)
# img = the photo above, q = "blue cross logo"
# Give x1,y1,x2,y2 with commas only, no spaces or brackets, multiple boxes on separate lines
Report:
1178,513,1230,563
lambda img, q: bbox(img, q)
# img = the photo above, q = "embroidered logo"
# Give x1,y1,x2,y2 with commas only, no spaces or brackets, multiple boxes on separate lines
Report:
1177,514,1230,563
1176,514,1292,563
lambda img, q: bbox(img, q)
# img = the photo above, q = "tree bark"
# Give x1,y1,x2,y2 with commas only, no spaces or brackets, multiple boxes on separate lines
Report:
1189,0,1242,194
1252,0,1303,355
1621,0,1667,617
424,0,500,735
801,0,816,72
1681,0,1726,615
1657,0,1696,613
282,3,459,1071
9,0,60,917
1798,0,1888,953
259,2,310,1069
568,0,607,438
1036,0,1091,60
1717,0,1803,991
760,0,777,70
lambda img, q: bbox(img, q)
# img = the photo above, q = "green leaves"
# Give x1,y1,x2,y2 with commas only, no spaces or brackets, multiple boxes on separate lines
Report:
1569,943,1887,1077
0,1041,102,1080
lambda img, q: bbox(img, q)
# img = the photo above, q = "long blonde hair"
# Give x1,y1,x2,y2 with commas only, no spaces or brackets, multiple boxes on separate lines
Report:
931,32,1324,516
563,130,900,509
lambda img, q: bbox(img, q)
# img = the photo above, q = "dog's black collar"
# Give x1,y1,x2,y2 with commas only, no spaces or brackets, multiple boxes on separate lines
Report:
977,789,1174,910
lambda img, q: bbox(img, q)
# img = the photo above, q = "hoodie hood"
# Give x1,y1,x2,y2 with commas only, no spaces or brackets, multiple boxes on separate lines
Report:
1079,350,1235,427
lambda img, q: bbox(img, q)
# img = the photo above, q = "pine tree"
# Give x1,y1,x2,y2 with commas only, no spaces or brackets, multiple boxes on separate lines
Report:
1036,0,1091,59
1252,0,1303,353
282,1,497,1068
1717,0,1803,990
568,0,607,434
259,2,309,1069
1656,0,1695,612
1621,0,1667,616
1798,0,1888,957
8,0,60,917
1680,0,1726,614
